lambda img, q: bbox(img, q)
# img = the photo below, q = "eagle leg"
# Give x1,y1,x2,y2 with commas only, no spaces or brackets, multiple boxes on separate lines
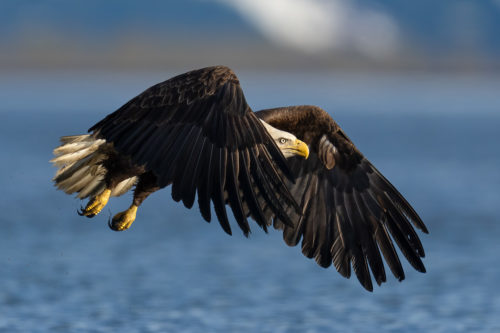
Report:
108,171,160,231
78,189,111,217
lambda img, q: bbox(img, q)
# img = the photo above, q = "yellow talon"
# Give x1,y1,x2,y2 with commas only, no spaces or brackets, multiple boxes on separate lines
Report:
79,189,111,217
109,205,138,231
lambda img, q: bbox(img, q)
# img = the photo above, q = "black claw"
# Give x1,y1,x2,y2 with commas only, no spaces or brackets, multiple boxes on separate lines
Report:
77,206,95,218
108,217,119,231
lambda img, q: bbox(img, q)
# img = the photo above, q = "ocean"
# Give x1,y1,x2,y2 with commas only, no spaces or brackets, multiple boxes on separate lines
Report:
0,70,499,332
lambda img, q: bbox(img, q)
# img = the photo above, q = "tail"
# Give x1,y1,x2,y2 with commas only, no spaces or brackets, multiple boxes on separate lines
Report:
51,134,137,199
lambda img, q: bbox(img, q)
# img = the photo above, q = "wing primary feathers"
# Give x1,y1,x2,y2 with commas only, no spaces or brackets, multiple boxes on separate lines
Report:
133,126,168,168
238,149,268,227
351,245,373,292
343,191,373,291
226,151,251,236
181,132,207,208
377,222,405,280
383,192,425,257
249,148,293,229
171,126,204,207
388,226,425,274
258,147,300,213
353,189,387,285
364,162,427,233
229,116,244,148
150,125,191,183
333,213,351,278
115,120,152,154
310,178,324,255
331,215,350,278
313,180,332,268
282,163,314,246
210,147,232,235
333,188,351,252
219,145,228,188
301,176,319,259
384,208,426,272
181,136,208,209
225,116,237,149
362,188,405,280
366,185,425,268
127,124,160,159
208,103,223,146
282,171,313,246
333,189,355,280
197,142,214,222
162,125,197,188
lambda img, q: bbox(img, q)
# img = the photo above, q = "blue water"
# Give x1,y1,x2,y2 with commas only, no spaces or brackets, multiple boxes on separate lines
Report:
0,71,499,332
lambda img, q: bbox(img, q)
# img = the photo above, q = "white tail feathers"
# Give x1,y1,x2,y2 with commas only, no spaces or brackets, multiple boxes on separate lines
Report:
51,134,137,199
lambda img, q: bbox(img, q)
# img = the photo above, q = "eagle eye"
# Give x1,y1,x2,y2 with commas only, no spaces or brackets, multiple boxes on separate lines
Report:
279,138,287,144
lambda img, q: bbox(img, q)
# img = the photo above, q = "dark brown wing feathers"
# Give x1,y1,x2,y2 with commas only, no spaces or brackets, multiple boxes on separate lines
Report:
89,66,298,236
257,105,427,291
88,66,425,291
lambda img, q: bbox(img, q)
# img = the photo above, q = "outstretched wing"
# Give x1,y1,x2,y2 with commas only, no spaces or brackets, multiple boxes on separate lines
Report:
89,66,298,236
257,106,428,291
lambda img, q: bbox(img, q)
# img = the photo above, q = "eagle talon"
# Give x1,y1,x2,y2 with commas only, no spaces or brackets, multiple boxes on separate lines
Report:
77,206,96,218
109,205,138,231
79,189,111,218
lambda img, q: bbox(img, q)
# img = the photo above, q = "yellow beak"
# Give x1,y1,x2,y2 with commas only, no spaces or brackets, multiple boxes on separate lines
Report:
291,139,309,159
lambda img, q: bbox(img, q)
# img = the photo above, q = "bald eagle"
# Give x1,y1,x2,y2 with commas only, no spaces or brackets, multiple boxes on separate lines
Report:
51,66,427,291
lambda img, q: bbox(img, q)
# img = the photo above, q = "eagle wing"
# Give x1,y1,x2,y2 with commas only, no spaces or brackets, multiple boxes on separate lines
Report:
257,106,428,291
89,66,298,236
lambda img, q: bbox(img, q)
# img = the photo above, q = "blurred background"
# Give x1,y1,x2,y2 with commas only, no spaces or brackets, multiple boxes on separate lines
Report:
2,0,500,71
1,1,500,332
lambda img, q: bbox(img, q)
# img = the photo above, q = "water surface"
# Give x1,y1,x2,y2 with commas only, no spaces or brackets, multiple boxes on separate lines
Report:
0,71,499,332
